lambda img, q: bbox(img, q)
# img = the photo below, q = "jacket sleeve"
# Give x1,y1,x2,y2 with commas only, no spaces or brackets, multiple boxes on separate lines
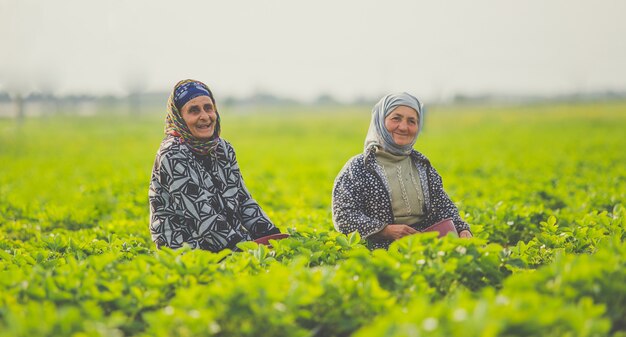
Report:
149,147,198,249
426,165,471,233
227,144,280,239
332,160,388,239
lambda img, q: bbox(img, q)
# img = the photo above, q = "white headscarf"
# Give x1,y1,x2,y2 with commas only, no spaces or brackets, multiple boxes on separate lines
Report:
364,92,423,156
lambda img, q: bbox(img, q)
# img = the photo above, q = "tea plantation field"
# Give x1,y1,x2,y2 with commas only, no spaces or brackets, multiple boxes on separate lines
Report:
1,102,625,336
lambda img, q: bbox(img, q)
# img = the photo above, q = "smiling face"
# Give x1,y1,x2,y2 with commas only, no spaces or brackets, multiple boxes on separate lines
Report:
180,95,217,140
384,105,419,146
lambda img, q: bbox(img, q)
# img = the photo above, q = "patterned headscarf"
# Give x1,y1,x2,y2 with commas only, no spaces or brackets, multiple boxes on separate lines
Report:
364,92,423,156
165,79,221,155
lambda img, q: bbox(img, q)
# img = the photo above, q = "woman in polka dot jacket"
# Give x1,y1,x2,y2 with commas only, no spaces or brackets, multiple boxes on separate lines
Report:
332,92,472,250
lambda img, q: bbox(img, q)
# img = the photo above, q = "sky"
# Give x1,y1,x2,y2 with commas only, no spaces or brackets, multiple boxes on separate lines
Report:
1,0,626,102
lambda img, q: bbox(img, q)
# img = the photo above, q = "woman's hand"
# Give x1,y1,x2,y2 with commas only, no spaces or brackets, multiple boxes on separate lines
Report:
459,230,473,238
375,224,418,241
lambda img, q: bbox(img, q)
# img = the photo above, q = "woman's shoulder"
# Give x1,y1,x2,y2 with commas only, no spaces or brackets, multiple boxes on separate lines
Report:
219,138,235,152
154,136,174,156
345,153,367,169
216,138,236,160
336,153,367,179
410,149,431,165
410,150,444,180
157,136,184,156
155,137,194,167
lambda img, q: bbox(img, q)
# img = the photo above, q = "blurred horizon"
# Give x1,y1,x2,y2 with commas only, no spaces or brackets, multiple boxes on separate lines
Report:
2,87,625,119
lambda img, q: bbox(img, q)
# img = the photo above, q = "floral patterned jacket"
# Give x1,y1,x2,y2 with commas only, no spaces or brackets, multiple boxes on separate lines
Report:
149,136,278,252
332,147,470,249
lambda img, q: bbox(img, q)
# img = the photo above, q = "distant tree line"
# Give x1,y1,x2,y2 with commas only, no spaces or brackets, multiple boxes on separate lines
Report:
1,89,626,118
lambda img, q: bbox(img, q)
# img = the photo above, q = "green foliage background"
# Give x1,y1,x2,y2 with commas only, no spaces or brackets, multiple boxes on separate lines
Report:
0,102,625,336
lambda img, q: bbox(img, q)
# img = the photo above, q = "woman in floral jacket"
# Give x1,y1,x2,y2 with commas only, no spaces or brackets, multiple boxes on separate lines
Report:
332,92,471,250
149,79,280,252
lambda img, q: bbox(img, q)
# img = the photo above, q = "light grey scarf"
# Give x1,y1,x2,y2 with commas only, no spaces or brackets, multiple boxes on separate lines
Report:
364,92,423,156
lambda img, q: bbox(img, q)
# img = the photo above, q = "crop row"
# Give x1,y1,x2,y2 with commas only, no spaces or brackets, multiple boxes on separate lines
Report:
1,205,623,336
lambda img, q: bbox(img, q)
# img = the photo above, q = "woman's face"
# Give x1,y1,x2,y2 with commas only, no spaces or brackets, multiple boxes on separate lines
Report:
180,95,217,140
384,105,419,146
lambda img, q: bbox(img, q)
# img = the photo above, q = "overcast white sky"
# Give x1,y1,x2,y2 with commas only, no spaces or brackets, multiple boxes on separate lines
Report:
1,0,625,101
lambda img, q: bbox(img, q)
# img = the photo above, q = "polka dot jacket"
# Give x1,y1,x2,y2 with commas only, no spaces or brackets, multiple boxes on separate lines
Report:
332,147,470,250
